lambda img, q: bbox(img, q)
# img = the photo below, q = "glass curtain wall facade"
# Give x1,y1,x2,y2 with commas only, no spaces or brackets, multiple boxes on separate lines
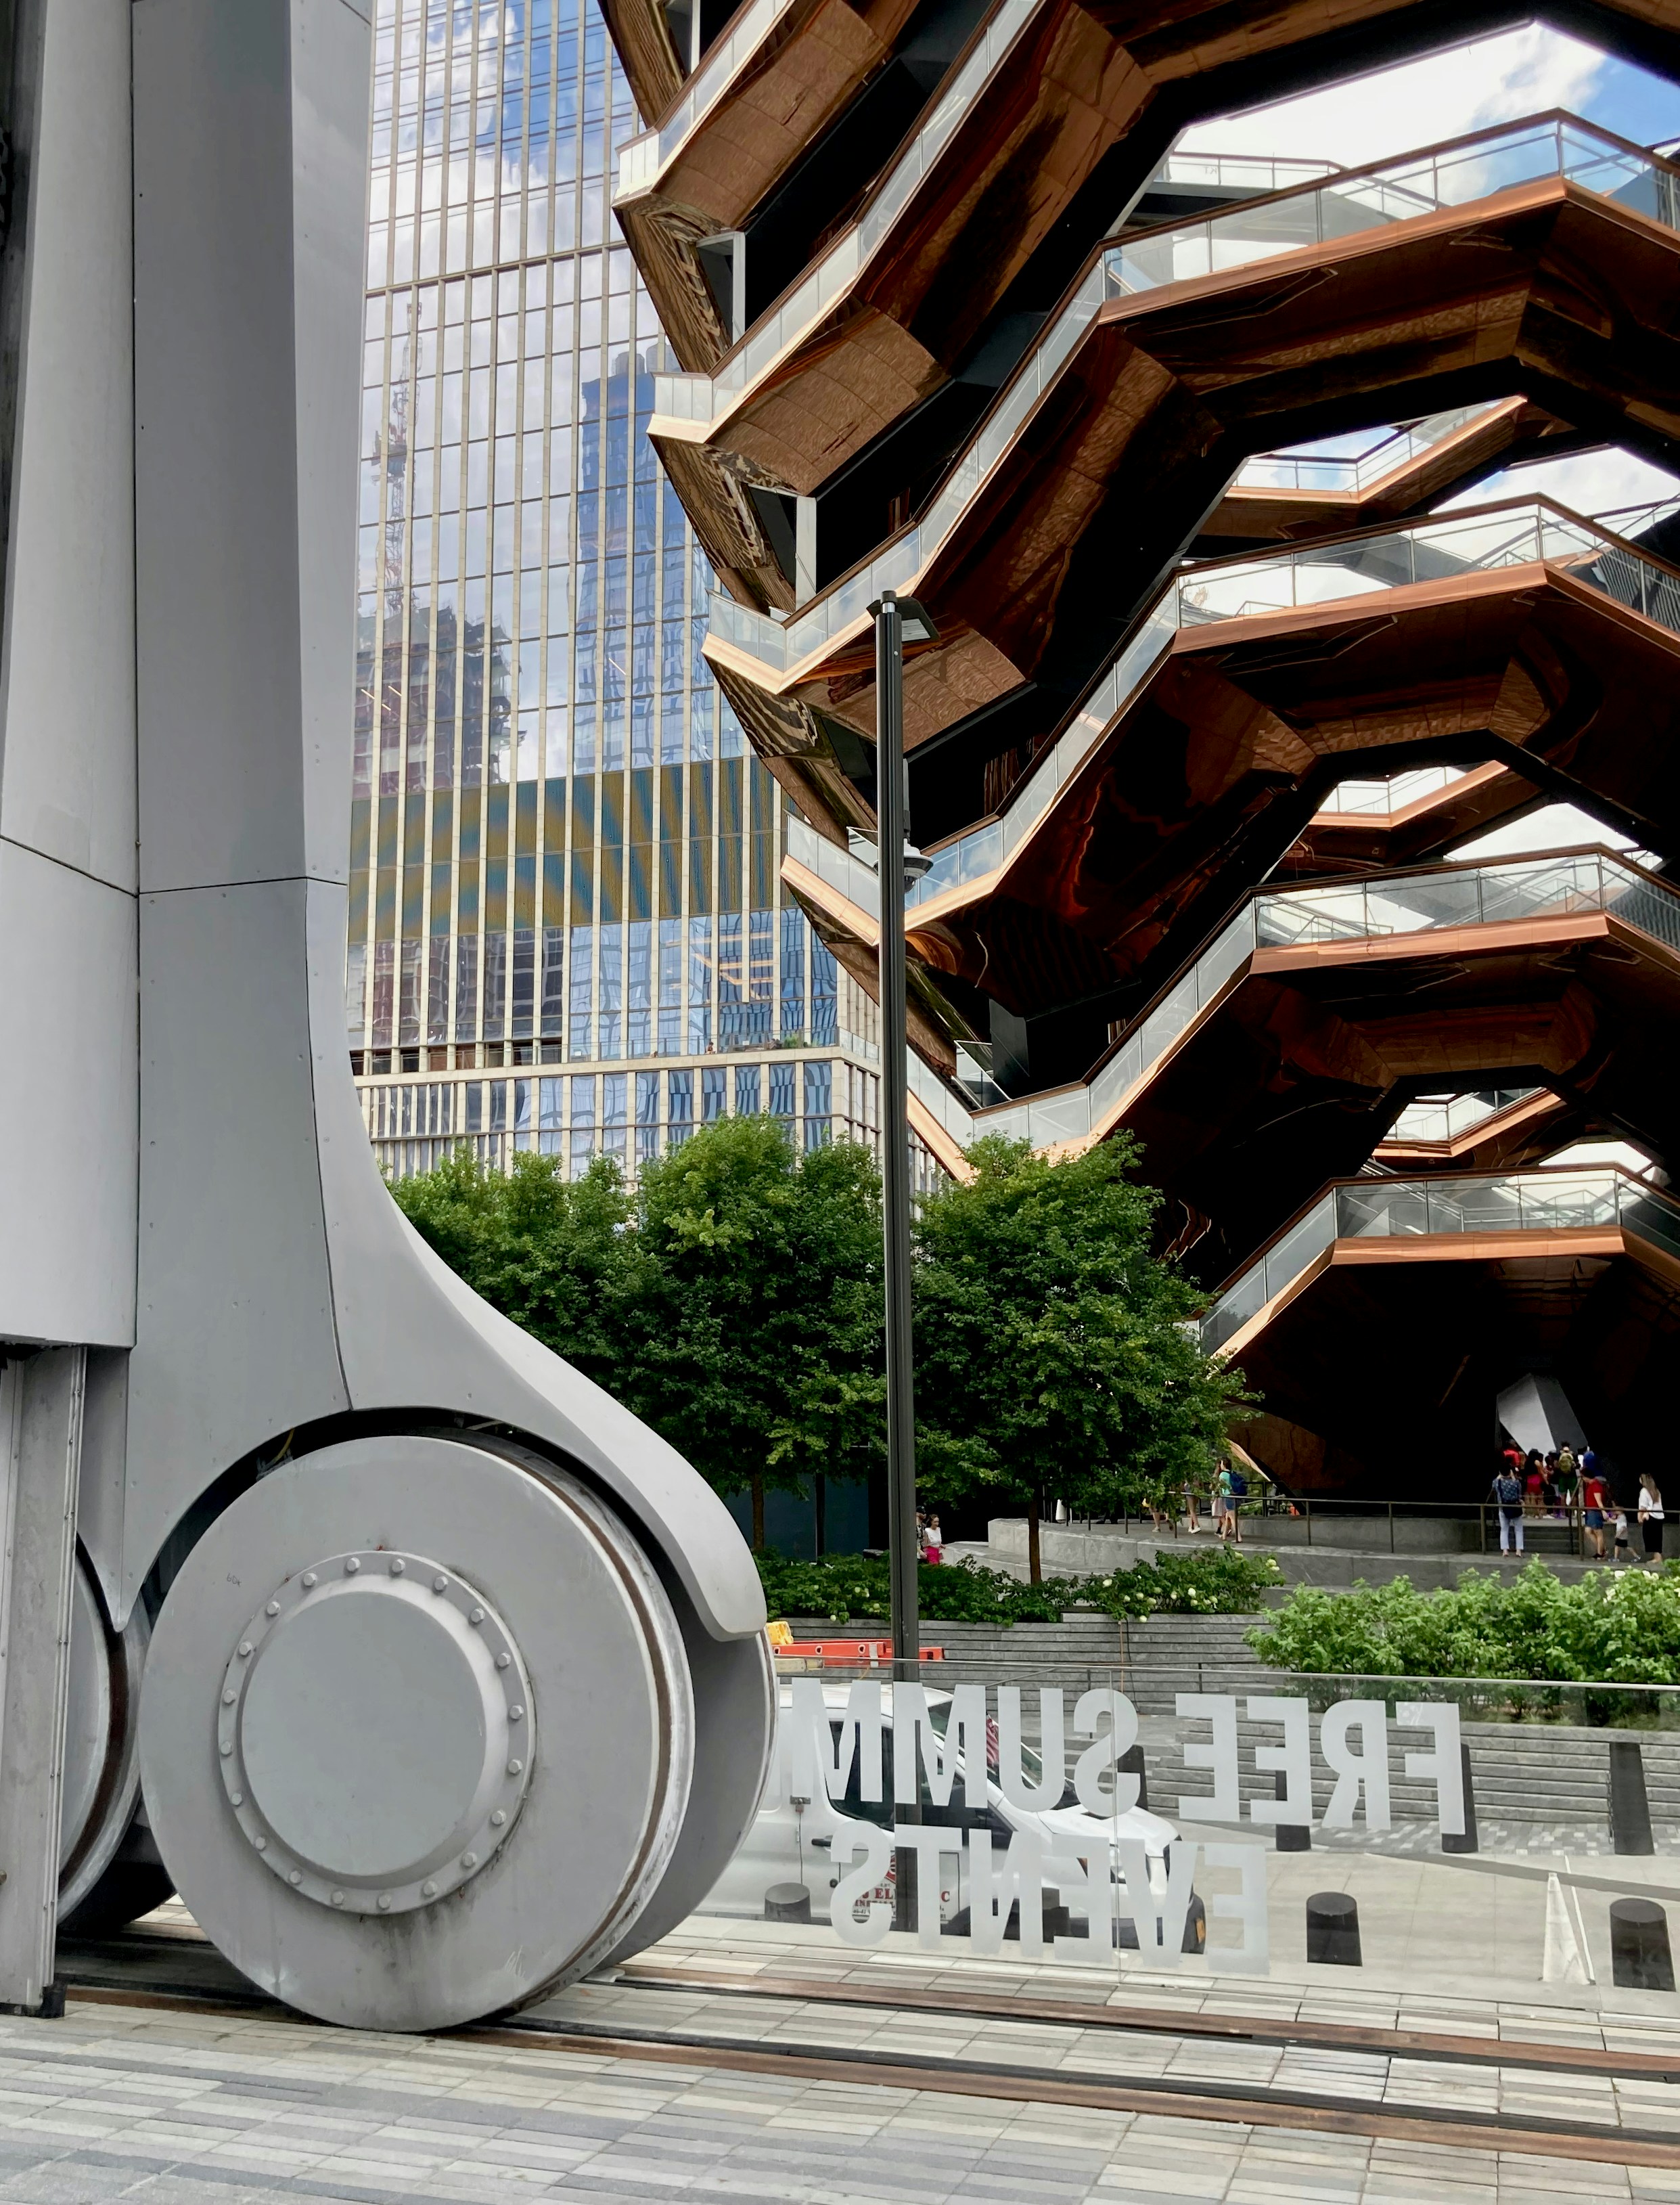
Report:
345,0,886,1180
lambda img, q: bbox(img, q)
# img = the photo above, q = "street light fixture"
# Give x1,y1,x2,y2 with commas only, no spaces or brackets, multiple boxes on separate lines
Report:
867,589,938,1691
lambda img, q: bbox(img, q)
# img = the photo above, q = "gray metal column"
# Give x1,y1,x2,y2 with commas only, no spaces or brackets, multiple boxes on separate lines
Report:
0,1350,86,2013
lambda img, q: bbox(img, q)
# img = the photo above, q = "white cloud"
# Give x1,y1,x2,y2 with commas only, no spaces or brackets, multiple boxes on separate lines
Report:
1452,801,1637,860
1444,447,1680,517
1541,1136,1657,1173
1183,26,1610,171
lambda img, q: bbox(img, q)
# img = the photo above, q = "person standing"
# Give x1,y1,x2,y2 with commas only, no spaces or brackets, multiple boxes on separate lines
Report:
1581,1462,1610,1561
923,1513,943,1565
1181,1474,1201,1534
1212,1461,1234,1542
1638,1473,1666,1567
1613,1506,1633,1566
1491,1461,1524,1556
1523,1450,1545,1519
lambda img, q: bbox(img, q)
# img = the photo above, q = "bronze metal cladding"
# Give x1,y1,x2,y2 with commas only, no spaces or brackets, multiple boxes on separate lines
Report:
606,0,1680,1496
907,541,1680,1014
707,175,1680,753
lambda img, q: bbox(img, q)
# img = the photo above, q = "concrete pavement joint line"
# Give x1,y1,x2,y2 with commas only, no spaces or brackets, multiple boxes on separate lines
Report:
491,2013,1680,2158
608,1966,1680,2081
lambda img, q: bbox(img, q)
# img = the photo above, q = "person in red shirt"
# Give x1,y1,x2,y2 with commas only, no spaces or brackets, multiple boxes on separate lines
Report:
1524,1450,1546,1519
1581,1463,1610,1560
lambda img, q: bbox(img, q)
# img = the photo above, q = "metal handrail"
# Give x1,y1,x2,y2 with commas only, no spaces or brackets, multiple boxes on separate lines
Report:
1202,1164,1680,1355
790,828,1680,1156
693,110,1680,682
885,494,1680,916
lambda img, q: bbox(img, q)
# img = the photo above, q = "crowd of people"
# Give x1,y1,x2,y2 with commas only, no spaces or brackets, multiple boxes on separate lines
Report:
1488,1442,1666,1565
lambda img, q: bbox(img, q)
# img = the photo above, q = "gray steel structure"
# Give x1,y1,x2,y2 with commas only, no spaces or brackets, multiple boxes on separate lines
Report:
0,0,770,2028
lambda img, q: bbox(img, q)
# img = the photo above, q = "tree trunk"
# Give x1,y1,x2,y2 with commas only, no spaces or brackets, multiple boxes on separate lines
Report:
751,1472,766,1553
1027,1489,1042,1584
814,1471,827,1558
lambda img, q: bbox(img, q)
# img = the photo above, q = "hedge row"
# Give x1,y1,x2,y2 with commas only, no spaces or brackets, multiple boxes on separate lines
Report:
757,1544,1282,1626
1248,1559,1680,1685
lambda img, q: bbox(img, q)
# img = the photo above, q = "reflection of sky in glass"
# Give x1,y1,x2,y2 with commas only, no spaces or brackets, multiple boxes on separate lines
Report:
345,0,842,1105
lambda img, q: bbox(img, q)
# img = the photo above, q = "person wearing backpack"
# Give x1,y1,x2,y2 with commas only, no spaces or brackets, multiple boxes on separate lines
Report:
1490,1461,1524,1555
1226,1460,1248,1544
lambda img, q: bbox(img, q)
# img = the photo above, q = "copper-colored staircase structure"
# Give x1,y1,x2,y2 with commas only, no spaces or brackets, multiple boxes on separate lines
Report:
600,0,1680,1489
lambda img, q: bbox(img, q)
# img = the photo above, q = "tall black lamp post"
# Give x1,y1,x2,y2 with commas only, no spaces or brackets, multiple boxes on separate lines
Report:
869,589,937,1685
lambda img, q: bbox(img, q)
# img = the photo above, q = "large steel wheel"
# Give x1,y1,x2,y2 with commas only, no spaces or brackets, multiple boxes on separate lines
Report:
139,1433,696,2030
58,1549,150,1924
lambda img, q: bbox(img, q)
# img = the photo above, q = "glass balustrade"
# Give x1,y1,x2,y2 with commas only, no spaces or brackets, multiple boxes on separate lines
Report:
788,809,1680,1160
652,0,1043,420
1204,1168,1680,1352
1233,403,1507,497
890,497,1680,913
695,116,1680,682
1149,150,1341,192
616,0,798,199
1385,1090,1541,1144
1314,765,1471,816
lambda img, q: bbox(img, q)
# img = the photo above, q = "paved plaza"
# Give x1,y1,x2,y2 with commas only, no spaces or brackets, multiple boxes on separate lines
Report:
3,1904,1679,2205
0,1995,1675,2205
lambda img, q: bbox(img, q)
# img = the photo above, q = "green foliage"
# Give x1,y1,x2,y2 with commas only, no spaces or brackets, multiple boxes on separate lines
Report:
913,1135,1250,1527
1248,1560,1680,1685
758,1544,1281,1626
389,1146,631,1383
391,1119,884,1523
614,1116,884,1500
391,1121,1254,1557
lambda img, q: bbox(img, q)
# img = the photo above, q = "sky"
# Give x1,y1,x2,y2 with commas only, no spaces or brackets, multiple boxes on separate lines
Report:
1184,26,1680,517
1186,24,1680,168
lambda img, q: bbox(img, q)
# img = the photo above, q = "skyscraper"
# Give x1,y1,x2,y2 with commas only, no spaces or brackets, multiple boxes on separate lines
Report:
344,0,890,1180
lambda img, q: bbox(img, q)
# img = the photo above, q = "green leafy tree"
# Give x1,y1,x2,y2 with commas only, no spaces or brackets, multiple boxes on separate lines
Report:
614,1117,884,1546
912,1134,1249,1580
389,1146,631,1384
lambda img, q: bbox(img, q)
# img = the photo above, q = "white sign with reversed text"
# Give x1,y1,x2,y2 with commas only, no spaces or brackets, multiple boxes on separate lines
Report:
763,1683,1466,1974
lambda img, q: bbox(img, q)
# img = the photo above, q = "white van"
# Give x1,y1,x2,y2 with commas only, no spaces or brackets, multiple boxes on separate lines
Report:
702,1680,1187,1944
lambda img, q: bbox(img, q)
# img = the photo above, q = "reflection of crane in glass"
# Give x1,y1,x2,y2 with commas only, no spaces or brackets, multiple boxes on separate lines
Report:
380,351,409,621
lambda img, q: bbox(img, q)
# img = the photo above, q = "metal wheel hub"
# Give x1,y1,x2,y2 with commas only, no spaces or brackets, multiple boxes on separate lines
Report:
218,1552,531,1915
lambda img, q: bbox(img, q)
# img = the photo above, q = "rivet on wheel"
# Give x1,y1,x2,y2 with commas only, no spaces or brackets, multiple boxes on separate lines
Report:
469,1607,484,1625
389,1557,405,1576
288,1870,302,1886
495,1651,511,1670
265,1599,281,1616
330,1890,344,1907
422,1880,437,1898
230,1792,244,1808
376,1892,392,1910
222,1689,237,1705
432,1574,448,1592
507,1758,523,1775
253,1836,267,1852
490,1810,506,1827
345,1557,361,1576
237,1641,253,1657
508,1705,524,1722
461,1852,478,1869
302,1571,317,1589
219,1741,233,1758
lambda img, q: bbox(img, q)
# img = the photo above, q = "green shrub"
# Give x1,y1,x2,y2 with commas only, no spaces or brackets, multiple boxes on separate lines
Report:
1247,1559,1680,1685
758,1544,1281,1628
